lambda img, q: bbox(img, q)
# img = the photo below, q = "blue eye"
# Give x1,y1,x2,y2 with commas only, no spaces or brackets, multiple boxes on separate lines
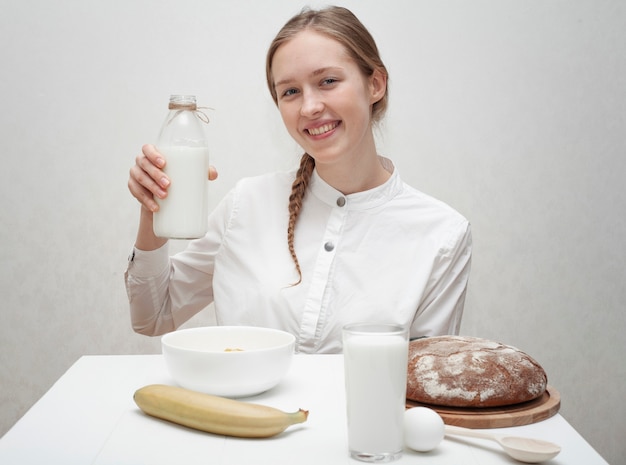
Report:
322,78,338,86
282,88,299,97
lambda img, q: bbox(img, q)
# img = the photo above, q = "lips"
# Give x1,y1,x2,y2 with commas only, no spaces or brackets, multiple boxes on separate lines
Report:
306,121,339,136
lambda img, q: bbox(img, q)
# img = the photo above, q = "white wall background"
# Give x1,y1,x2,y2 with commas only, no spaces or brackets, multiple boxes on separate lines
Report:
1,0,624,463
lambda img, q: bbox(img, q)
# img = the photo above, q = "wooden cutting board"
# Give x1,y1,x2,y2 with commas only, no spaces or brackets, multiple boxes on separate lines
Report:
405,385,561,429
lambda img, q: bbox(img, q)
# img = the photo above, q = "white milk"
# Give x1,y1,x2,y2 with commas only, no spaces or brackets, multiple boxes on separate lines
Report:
153,146,209,239
343,334,409,460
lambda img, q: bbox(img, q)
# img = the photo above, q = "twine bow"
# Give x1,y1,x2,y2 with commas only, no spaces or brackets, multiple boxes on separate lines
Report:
195,106,212,124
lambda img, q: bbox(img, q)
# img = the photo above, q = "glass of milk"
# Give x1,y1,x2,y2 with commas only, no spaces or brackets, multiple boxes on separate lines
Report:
342,323,409,462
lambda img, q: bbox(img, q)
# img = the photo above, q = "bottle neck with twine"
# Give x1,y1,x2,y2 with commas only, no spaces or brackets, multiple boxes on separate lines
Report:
168,94,210,124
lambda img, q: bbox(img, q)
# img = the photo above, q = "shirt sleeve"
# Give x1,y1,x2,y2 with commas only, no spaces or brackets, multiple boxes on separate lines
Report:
410,219,473,337
124,243,176,335
124,188,235,336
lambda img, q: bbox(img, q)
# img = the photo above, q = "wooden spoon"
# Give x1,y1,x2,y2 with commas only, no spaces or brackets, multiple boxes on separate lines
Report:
445,425,561,463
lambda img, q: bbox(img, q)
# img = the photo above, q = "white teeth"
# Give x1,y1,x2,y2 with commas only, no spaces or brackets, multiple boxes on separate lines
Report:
308,123,337,136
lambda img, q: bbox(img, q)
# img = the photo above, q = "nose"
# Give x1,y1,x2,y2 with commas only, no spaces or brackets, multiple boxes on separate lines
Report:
300,90,324,117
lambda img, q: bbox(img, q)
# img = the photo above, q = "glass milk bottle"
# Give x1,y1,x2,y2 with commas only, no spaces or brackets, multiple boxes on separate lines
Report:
153,95,210,239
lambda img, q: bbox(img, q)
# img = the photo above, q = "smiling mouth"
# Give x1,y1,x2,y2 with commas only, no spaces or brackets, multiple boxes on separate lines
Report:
307,122,339,136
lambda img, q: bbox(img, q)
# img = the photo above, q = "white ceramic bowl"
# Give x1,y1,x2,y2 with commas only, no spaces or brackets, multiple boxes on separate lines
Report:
161,326,296,397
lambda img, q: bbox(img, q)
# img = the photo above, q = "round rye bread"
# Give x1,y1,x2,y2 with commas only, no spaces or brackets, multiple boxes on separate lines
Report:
406,336,547,408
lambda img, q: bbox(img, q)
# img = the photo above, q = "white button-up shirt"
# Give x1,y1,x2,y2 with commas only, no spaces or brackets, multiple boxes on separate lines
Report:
125,160,472,353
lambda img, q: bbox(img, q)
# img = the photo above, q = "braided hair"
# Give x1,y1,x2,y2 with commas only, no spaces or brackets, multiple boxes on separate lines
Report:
286,154,316,284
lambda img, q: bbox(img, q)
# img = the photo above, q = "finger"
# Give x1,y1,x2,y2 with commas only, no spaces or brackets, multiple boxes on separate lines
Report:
136,152,170,190
129,181,160,212
208,165,218,181
131,163,168,199
129,164,166,211
128,175,160,212
142,143,165,168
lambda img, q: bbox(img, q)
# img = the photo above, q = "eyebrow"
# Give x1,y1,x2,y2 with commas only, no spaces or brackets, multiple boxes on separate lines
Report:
274,67,343,89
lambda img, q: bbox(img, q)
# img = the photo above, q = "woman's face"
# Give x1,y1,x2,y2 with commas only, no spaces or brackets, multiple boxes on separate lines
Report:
271,30,385,169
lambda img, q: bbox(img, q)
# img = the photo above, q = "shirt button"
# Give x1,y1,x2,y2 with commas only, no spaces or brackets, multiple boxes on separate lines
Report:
324,241,335,252
336,197,346,207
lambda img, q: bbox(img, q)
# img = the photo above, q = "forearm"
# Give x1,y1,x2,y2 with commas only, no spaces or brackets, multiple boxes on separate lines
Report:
135,206,168,251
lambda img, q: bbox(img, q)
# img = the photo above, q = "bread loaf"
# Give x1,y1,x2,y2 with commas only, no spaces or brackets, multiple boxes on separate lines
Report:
406,336,547,408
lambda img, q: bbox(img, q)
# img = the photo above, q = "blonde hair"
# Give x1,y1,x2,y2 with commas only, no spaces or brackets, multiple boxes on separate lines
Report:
266,6,389,284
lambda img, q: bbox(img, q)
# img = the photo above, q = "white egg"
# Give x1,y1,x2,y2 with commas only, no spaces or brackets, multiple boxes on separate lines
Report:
404,407,445,452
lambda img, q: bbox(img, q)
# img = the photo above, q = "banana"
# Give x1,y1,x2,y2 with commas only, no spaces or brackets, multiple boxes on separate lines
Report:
133,384,309,438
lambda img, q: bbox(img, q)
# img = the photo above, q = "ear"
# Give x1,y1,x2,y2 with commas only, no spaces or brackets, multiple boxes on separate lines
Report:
368,69,387,105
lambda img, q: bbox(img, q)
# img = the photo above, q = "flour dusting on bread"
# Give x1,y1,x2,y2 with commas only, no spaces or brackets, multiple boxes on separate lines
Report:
407,336,547,408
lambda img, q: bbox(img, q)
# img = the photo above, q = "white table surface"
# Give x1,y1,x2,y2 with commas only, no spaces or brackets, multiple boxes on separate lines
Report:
0,354,608,465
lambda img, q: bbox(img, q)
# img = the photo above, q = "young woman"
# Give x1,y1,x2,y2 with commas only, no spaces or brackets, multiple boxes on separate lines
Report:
125,6,472,353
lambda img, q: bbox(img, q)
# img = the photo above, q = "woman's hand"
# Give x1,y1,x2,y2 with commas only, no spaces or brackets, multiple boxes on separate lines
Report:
128,144,218,212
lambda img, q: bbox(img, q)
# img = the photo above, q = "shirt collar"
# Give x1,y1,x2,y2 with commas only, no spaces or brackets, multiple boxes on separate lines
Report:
309,157,403,211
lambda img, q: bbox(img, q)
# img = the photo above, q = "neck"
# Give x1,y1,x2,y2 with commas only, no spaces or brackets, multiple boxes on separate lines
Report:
316,154,391,195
